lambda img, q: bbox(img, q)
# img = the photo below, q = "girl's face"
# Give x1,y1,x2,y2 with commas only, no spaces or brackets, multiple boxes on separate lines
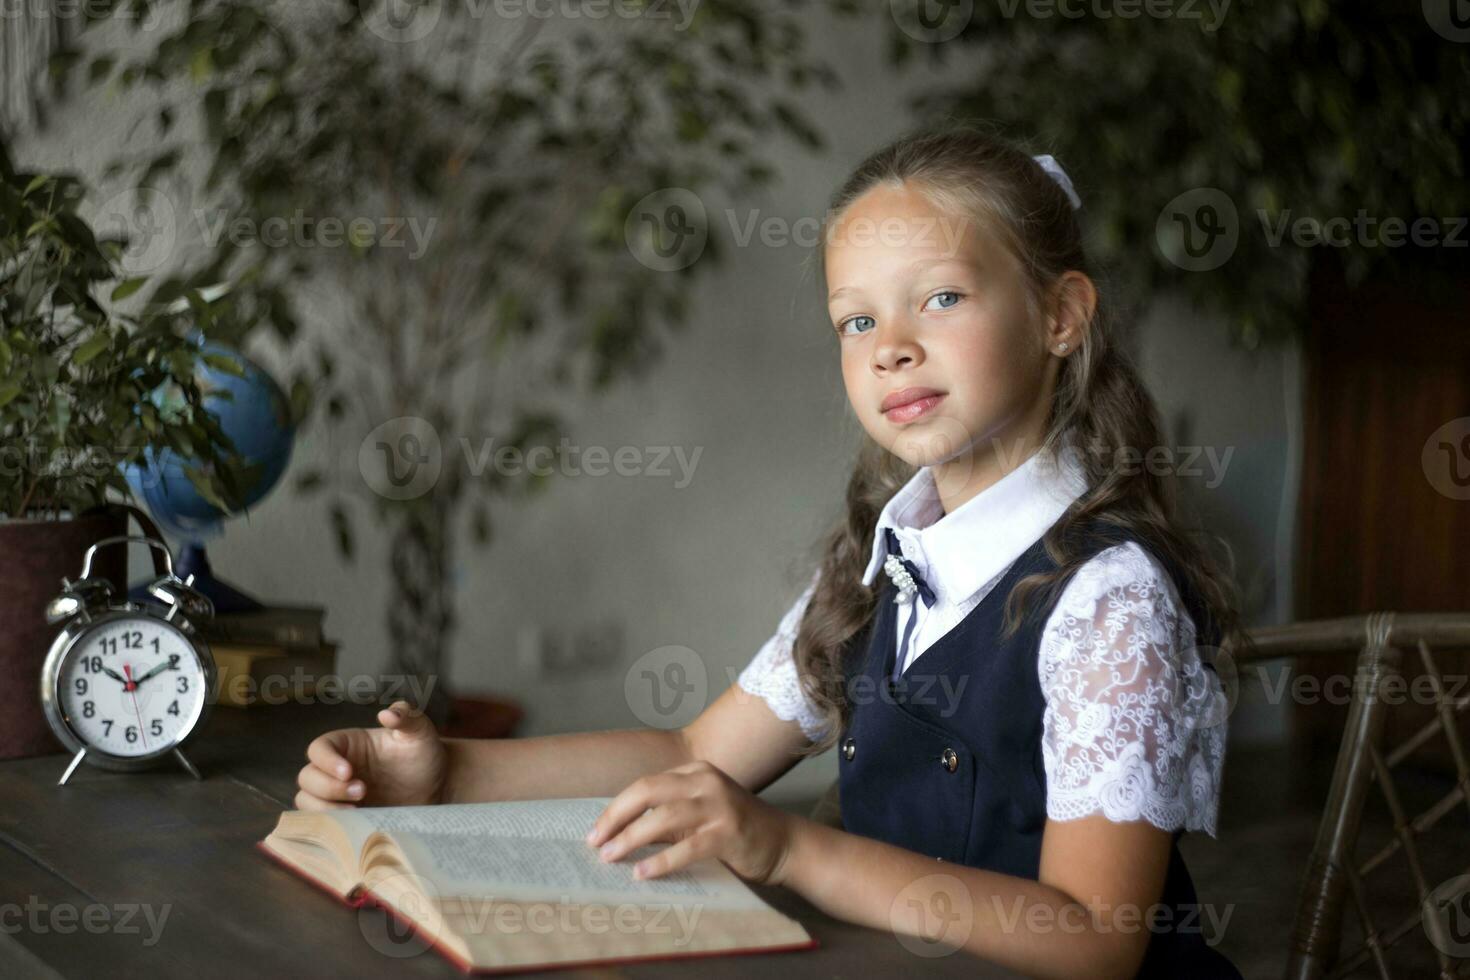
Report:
825,181,1061,504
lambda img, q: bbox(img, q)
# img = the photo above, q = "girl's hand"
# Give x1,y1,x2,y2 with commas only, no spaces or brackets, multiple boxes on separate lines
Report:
585,760,796,886
295,700,448,810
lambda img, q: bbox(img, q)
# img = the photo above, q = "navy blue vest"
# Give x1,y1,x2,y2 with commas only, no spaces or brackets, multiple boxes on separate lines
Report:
837,519,1241,979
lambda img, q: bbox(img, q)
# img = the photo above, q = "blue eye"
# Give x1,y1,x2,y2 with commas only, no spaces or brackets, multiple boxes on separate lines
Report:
924,291,962,311
837,315,875,336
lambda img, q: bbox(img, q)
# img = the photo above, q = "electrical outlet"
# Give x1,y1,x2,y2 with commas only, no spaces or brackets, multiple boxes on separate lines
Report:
519,618,623,676
574,616,624,669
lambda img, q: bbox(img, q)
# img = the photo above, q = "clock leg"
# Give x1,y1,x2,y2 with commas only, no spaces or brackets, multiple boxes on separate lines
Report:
174,748,204,781
57,747,88,786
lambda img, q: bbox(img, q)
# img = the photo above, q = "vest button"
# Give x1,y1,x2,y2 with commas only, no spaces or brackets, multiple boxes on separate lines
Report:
940,747,958,772
842,737,856,761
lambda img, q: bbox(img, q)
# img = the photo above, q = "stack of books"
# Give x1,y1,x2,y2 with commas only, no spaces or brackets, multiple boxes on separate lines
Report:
203,604,339,709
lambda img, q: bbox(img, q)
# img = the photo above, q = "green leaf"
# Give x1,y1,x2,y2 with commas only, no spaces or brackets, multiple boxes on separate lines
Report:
184,468,232,513
189,46,214,81
329,501,354,560
110,277,148,301
0,383,22,408
202,353,246,377
73,332,111,365
288,378,312,426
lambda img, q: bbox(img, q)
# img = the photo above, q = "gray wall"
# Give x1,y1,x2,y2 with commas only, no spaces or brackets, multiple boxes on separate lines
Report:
13,6,1299,803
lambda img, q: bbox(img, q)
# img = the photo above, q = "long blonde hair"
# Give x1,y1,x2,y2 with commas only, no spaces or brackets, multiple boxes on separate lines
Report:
790,122,1250,757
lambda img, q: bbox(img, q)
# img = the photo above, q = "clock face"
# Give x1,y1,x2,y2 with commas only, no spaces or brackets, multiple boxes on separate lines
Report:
57,615,208,758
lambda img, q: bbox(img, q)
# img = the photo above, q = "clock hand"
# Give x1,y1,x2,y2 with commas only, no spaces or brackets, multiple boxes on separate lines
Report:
100,665,127,686
132,655,179,686
122,664,149,750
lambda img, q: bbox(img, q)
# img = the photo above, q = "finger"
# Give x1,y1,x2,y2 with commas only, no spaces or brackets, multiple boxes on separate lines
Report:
378,701,436,742
632,830,713,880
588,773,681,847
294,788,356,811
599,799,700,863
306,730,356,780
297,762,366,803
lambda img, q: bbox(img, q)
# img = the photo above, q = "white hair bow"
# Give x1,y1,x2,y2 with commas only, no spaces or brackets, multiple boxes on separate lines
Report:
1031,154,1082,211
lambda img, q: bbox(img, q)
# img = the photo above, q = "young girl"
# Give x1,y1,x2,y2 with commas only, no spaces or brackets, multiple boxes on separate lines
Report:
295,126,1246,980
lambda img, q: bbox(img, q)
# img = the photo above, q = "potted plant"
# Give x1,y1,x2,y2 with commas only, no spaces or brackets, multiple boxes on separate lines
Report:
0,138,252,759
46,0,848,728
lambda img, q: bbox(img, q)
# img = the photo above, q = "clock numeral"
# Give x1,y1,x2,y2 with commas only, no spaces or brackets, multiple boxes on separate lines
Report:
167,700,180,717
151,636,161,653
150,719,163,738
176,676,189,694
74,678,88,697
125,726,138,744
81,700,95,718
81,655,103,674
123,630,142,649
101,638,116,655
101,720,113,737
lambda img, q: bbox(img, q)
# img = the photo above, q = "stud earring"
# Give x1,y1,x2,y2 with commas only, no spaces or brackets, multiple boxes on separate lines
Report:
1056,341,1069,353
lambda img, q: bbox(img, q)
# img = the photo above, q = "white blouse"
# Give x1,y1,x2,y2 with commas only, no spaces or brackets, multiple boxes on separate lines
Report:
735,449,1227,837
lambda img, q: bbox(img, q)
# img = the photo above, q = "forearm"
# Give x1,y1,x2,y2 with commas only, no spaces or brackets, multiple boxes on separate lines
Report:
440,727,693,804
779,817,1145,980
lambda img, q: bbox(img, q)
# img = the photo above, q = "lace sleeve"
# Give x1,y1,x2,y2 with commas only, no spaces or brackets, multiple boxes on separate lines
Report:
735,570,827,743
1038,542,1227,837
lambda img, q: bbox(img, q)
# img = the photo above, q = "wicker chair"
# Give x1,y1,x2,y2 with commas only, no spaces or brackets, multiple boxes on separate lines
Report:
806,612,1470,978
1243,613,1470,979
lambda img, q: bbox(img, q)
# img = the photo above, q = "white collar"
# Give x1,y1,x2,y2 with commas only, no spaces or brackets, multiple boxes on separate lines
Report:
861,448,1089,604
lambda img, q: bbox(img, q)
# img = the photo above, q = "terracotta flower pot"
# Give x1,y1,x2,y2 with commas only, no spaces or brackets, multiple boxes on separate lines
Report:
442,695,523,740
0,508,128,760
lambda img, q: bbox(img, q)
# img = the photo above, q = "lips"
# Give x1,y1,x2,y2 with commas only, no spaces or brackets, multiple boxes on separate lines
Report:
880,386,946,413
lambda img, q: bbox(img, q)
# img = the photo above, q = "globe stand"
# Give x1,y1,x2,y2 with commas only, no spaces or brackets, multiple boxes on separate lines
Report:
126,543,264,615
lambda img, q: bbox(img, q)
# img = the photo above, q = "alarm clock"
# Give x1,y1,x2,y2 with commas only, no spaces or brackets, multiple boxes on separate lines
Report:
39,534,217,786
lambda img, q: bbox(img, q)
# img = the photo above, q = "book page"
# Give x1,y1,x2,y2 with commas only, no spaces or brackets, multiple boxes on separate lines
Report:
334,799,770,911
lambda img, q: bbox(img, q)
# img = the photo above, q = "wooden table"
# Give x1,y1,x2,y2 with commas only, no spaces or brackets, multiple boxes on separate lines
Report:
0,702,1018,979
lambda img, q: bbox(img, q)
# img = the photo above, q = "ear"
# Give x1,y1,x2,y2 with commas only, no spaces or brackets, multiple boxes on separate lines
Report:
1045,271,1097,357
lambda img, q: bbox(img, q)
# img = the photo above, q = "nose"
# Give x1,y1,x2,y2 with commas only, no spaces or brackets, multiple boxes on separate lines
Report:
869,314,923,374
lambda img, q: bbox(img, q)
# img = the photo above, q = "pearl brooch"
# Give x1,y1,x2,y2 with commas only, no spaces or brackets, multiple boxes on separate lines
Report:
883,553,919,604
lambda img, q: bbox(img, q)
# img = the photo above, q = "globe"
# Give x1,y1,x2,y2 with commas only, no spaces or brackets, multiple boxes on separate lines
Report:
121,338,296,612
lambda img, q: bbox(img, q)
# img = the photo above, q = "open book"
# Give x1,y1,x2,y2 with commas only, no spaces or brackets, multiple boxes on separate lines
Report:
258,798,817,974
